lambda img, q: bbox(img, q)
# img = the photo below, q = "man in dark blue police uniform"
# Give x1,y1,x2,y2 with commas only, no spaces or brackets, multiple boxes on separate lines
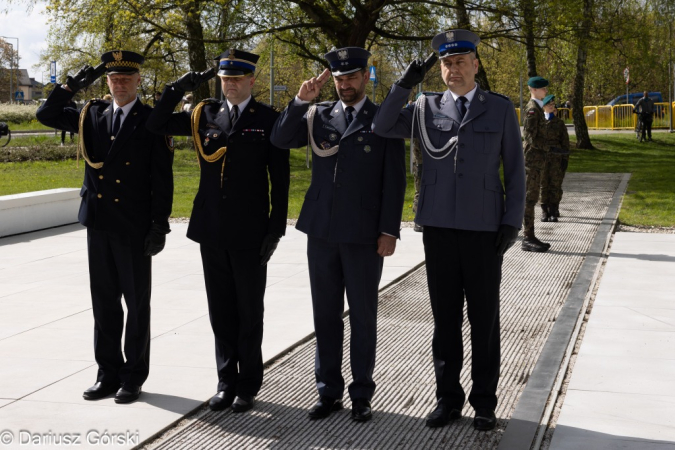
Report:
372,29,525,431
36,50,175,404
271,47,406,422
146,49,290,414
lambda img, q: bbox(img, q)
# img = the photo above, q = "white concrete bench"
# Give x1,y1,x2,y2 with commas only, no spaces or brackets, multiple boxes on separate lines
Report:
0,188,80,237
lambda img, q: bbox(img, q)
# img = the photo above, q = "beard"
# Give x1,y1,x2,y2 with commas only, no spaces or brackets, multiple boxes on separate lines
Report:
338,86,364,104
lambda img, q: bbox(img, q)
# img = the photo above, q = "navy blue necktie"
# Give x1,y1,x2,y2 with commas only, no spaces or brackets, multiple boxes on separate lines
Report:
457,96,467,120
345,106,355,126
111,109,123,137
230,105,239,124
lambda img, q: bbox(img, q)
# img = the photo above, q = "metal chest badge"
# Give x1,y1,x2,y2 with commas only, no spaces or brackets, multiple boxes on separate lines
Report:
364,145,371,153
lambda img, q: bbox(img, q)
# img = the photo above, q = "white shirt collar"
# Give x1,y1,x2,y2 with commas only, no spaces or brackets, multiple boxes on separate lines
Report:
533,98,544,108
227,96,252,113
448,84,478,105
341,95,368,115
112,98,138,117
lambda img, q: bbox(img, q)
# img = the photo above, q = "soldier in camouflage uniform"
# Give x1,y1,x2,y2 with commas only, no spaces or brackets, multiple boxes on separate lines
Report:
411,136,423,232
540,96,570,222
521,76,551,252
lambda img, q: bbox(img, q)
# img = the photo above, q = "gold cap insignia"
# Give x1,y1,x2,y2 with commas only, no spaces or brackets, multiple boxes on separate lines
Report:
112,51,123,61
228,49,235,59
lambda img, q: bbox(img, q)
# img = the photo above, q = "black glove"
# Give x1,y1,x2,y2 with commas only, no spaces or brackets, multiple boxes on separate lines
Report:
144,222,171,257
260,233,282,265
395,53,438,89
170,68,216,92
561,158,569,172
65,63,106,93
494,224,519,256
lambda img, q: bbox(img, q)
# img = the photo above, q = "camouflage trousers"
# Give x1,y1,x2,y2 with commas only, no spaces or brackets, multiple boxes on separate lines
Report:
541,153,569,208
412,138,423,214
523,149,547,235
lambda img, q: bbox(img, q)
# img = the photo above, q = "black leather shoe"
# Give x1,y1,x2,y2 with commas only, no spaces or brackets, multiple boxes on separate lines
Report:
473,409,497,431
231,395,255,413
548,215,558,222
308,396,343,420
209,391,235,411
414,223,424,232
83,381,119,400
425,401,462,428
522,236,550,252
351,398,372,422
114,384,141,404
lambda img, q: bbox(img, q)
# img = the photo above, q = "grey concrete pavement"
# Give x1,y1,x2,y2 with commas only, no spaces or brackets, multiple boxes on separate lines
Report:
0,224,424,449
548,232,675,450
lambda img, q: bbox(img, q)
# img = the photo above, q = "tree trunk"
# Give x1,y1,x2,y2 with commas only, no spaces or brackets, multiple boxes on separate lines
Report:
182,0,210,102
572,0,594,149
522,0,537,77
455,0,491,90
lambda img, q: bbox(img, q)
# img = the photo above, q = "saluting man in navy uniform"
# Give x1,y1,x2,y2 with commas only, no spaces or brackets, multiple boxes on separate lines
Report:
372,30,525,431
36,51,175,404
146,49,290,414
271,47,406,422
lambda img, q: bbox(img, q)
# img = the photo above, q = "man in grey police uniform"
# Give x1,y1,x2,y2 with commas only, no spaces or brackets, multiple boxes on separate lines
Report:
147,49,290,413
36,51,175,404
271,47,406,422
372,30,525,431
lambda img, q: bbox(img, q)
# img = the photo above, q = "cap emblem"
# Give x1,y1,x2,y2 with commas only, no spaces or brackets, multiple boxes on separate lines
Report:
228,50,235,59
446,31,454,41
338,49,349,60
112,51,123,62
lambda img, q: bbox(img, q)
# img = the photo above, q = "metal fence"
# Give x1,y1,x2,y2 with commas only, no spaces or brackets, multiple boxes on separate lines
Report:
517,102,675,130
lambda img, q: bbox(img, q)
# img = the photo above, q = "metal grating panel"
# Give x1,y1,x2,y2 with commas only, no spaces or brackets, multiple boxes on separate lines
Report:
142,173,625,450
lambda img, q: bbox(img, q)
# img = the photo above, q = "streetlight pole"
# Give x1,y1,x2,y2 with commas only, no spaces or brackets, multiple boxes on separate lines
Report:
1,36,19,103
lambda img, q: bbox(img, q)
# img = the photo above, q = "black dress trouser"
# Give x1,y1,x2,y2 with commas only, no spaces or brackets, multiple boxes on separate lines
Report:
307,236,383,401
87,228,151,387
423,226,502,411
200,244,267,397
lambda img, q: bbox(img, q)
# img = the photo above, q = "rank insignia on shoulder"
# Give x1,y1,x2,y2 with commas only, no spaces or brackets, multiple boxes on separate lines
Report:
478,93,486,102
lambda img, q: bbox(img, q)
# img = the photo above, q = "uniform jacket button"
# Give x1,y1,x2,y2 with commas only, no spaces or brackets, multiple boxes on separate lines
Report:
98,175,104,180
458,173,464,178
114,198,119,202
97,194,102,198
116,179,120,183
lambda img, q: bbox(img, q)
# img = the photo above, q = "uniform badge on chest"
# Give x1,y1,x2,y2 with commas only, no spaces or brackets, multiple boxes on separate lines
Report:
364,145,371,153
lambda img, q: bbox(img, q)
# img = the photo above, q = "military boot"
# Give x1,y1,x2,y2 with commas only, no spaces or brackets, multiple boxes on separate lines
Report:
551,205,560,218
548,204,558,222
540,204,549,222
522,233,550,252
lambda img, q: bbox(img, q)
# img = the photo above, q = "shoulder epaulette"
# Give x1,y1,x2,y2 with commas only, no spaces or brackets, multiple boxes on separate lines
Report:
85,98,108,106
487,91,510,101
315,101,335,107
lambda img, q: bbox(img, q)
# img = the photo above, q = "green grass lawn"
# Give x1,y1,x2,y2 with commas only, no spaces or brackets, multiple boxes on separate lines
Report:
567,133,675,227
0,133,673,227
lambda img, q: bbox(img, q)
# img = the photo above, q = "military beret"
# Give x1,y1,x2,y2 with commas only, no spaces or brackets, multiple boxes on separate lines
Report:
101,50,144,74
431,29,480,58
324,47,371,76
543,94,555,106
528,76,549,88
216,49,259,77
